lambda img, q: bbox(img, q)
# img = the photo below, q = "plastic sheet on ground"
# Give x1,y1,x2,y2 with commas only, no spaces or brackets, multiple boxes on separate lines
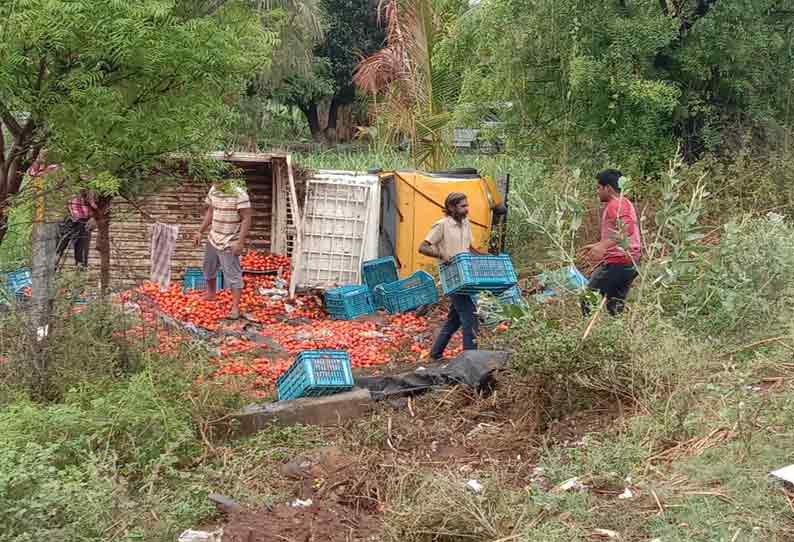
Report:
354,350,510,400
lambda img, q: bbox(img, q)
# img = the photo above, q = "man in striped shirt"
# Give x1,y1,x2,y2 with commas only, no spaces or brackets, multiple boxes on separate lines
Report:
194,180,252,319
56,189,96,269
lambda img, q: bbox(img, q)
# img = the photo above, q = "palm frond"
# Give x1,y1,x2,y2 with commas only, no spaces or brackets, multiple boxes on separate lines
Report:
356,0,457,169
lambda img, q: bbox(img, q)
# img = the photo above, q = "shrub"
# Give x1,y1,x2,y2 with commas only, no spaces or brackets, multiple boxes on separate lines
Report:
672,213,794,338
0,443,119,542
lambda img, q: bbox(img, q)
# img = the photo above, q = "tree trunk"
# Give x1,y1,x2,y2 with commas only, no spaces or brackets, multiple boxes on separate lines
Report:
302,104,325,142
0,201,9,247
325,96,341,143
93,200,112,296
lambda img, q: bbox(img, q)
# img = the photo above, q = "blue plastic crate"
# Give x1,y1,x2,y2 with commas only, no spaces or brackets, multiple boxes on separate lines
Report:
499,284,524,305
537,265,588,292
324,284,375,320
277,350,354,401
5,267,31,294
439,253,517,295
373,270,438,314
182,267,224,291
362,256,399,290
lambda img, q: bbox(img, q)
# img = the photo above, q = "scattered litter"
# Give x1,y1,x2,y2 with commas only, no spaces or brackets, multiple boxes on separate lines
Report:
289,498,313,508
466,479,483,493
770,464,794,484
591,528,620,539
259,287,287,298
360,330,387,339
618,488,634,499
553,477,584,493
177,529,223,542
466,422,496,437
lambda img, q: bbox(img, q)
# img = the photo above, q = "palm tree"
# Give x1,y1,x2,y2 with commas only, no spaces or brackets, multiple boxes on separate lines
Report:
354,0,457,171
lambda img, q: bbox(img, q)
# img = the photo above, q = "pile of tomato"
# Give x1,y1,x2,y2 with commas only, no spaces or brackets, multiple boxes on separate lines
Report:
128,252,477,396
241,252,292,282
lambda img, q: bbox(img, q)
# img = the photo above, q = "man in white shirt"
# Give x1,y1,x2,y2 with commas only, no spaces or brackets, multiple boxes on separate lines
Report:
419,192,485,360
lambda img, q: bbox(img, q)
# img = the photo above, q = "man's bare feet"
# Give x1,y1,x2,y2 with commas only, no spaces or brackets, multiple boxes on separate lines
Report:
229,307,240,320
203,292,216,301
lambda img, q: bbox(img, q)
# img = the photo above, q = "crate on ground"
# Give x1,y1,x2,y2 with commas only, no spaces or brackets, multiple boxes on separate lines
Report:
182,267,224,291
5,267,32,294
361,256,399,290
498,284,525,305
277,350,354,401
373,270,438,314
324,284,375,320
470,284,523,307
439,253,517,295
537,265,588,292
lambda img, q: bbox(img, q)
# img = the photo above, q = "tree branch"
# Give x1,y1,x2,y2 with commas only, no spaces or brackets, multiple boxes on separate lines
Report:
0,121,6,168
0,101,22,137
34,57,47,92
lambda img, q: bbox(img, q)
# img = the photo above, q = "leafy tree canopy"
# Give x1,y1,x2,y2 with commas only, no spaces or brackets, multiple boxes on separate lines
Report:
0,0,277,204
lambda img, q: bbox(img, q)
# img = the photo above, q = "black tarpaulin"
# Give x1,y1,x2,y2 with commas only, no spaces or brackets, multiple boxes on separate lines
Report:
354,350,511,401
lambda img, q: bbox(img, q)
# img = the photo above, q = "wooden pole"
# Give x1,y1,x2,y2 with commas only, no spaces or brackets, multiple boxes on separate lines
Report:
30,222,58,396
582,296,607,341
286,155,302,299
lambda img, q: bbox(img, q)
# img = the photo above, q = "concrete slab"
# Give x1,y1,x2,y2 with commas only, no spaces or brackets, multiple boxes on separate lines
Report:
228,388,373,437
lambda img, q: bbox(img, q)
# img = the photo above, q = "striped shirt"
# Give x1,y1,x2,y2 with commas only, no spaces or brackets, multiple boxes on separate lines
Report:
205,185,251,250
67,194,94,220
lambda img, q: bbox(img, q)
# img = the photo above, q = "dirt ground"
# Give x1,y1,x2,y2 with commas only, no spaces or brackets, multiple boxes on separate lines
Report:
211,370,628,541
222,502,380,542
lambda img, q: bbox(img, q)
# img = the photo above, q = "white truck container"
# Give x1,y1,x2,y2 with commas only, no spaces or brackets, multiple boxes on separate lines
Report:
295,170,380,289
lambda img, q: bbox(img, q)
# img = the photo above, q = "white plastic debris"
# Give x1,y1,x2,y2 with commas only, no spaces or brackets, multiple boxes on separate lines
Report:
553,477,582,493
592,528,620,539
258,287,287,298
360,330,387,339
466,479,483,493
771,464,794,484
289,498,313,508
178,529,223,542
618,488,634,499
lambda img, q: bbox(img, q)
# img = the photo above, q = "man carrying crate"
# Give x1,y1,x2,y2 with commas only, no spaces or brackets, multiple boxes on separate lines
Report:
419,192,486,361
194,179,252,319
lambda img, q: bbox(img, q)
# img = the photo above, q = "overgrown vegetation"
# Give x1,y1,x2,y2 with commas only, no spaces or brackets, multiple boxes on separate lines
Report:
1,0,794,540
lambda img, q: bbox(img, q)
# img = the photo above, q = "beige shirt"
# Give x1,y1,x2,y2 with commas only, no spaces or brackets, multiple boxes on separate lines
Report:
424,216,473,261
205,185,251,250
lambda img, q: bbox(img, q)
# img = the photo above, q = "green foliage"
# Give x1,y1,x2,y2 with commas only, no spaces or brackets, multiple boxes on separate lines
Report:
0,0,276,191
675,213,794,337
273,58,336,111
317,0,384,102
354,0,468,169
0,443,117,542
441,0,794,169
0,203,31,271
